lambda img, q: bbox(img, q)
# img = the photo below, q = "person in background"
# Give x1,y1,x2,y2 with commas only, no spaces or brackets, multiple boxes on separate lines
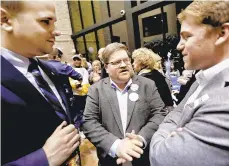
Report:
152,53,164,75
176,70,199,104
48,47,63,61
1,1,80,165
89,60,102,84
98,47,109,78
152,53,172,92
70,54,90,96
132,47,173,111
70,54,90,127
48,47,83,82
82,43,166,166
150,1,229,166
81,57,92,74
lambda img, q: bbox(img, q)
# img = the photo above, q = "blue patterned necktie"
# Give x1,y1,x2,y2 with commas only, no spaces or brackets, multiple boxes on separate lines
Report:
28,58,65,119
29,59,81,166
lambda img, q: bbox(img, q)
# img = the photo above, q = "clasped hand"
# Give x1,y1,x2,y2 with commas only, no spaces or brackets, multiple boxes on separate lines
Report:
116,130,144,165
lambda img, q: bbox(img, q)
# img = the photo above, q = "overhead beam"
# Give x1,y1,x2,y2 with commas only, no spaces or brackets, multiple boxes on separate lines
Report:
71,15,125,39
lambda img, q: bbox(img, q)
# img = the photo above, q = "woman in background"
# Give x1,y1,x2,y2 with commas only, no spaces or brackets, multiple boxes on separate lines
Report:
89,60,102,84
132,48,174,110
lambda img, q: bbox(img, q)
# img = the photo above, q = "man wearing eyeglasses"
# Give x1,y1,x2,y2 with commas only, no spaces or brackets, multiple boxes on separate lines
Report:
82,42,166,166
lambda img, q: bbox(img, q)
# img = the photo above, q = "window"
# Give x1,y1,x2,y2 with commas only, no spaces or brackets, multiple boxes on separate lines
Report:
131,0,137,7
142,12,168,37
140,0,147,4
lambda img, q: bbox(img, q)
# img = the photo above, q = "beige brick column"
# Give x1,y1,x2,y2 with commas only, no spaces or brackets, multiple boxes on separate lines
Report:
54,0,75,63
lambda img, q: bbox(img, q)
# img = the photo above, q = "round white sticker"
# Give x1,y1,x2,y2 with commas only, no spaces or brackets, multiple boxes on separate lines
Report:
129,93,139,102
130,84,139,91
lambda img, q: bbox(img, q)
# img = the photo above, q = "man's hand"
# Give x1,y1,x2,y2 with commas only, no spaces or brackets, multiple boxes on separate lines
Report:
116,130,144,165
168,127,183,137
116,137,143,163
125,130,143,143
43,121,80,166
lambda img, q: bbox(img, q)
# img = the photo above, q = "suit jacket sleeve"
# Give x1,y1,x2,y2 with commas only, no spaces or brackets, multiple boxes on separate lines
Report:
154,81,198,137
150,88,229,166
3,149,49,166
82,85,119,158
137,80,167,145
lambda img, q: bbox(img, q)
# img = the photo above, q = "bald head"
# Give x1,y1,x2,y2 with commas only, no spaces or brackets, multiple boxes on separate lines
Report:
1,1,24,13
1,1,57,58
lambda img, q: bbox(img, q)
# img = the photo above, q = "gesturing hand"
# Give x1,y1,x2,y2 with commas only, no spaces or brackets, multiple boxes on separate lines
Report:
43,121,80,166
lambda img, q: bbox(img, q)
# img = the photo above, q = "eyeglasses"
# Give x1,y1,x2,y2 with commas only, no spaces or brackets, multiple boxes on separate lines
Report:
107,58,131,67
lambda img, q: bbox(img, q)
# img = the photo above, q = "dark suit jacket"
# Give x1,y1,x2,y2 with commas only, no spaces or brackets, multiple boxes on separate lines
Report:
140,69,173,106
1,56,75,166
82,75,166,166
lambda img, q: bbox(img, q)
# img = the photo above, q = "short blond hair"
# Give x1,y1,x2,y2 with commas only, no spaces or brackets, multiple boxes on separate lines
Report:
132,48,157,70
81,58,88,68
178,1,229,29
102,43,129,64
92,60,101,69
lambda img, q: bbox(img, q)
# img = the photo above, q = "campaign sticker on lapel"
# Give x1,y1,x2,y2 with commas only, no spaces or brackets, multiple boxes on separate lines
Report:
130,84,139,91
129,92,139,102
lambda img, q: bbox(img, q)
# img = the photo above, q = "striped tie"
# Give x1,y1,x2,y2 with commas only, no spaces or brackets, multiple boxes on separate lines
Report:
29,59,81,166
28,58,65,119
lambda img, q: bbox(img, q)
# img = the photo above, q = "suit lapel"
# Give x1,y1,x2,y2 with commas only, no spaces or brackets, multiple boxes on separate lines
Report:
39,60,69,107
1,57,54,111
179,67,229,127
38,60,70,122
104,78,124,135
126,76,139,130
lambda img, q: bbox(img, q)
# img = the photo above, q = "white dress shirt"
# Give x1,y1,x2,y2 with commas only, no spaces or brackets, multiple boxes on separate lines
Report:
112,79,133,134
108,79,132,157
1,47,66,112
185,58,229,106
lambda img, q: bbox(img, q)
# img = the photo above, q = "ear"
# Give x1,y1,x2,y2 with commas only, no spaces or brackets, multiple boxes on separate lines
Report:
1,7,13,32
215,23,229,46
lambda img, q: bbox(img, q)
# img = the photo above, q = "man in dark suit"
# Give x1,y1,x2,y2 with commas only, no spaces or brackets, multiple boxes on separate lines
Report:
150,1,229,166
1,1,80,165
82,43,166,166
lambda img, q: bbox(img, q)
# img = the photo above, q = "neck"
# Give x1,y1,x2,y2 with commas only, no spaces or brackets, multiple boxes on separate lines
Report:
116,83,127,90
111,79,129,90
2,37,37,58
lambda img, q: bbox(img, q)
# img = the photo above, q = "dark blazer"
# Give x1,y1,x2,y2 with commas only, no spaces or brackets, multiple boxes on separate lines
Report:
1,56,75,165
82,75,166,166
140,69,173,106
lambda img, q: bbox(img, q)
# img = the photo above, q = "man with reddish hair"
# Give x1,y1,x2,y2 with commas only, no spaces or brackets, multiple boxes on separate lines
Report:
150,1,229,166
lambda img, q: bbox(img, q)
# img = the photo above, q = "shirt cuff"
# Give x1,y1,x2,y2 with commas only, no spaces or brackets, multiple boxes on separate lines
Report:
138,135,147,149
108,139,121,158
